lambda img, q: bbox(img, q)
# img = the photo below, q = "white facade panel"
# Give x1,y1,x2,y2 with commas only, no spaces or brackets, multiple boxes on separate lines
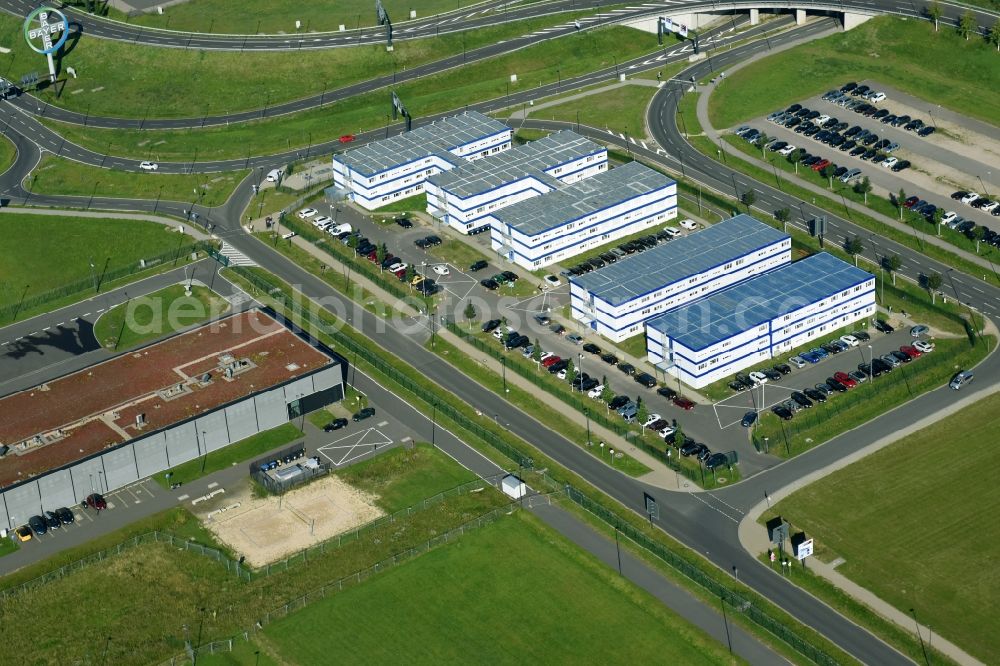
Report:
3,482,41,530
134,431,170,478
101,445,140,491
225,399,261,443
37,469,78,513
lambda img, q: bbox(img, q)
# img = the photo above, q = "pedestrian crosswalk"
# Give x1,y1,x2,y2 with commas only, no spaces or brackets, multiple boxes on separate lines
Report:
219,242,256,267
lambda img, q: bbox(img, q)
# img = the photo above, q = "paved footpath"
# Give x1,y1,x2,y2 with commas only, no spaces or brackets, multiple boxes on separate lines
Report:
737,380,1000,666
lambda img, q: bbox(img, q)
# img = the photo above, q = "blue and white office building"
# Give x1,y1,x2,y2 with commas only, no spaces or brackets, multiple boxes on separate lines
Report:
571,215,791,342
489,162,677,271
331,112,512,210
645,252,876,388
425,130,607,234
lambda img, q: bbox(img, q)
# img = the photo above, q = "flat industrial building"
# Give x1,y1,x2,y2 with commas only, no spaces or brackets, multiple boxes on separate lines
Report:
425,130,607,234
571,214,791,342
646,252,876,388
489,162,677,270
331,111,512,210
0,309,346,530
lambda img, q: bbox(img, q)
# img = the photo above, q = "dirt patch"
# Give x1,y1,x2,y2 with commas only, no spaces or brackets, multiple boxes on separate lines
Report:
197,476,384,567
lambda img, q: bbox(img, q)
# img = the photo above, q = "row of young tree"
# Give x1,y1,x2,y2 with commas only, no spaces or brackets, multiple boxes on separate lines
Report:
927,1,1000,49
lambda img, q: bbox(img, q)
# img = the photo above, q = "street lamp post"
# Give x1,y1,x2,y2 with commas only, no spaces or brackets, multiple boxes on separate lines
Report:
910,608,930,666
584,407,591,446
501,356,507,393
88,259,98,293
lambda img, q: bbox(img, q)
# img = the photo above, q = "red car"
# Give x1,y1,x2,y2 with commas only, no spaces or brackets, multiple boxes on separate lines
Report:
339,134,356,144
541,355,561,368
903,196,920,209
832,371,857,389
673,396,696,410
811,159,831,171
85,493,107,510
899,344,922,359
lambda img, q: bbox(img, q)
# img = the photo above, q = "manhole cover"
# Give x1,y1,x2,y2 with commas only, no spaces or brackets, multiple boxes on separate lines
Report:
716,477,728,484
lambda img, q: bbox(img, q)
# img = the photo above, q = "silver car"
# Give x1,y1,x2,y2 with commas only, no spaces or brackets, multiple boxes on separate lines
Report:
949,371,974,390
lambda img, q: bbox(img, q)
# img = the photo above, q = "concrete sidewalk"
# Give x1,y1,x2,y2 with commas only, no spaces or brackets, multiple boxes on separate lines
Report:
247,225,684,490
0,206,211,241
737,380,1000,666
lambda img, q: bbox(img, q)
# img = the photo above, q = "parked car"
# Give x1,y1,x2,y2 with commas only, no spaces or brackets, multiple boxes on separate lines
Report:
657,386,678,400
804,388,827,403
874,319,895,333
600,353,619,365
324,418,349,431
470,260,489,272
14,525,32,542
583,343,601,355
352,407,376,421
790,391,813,409
673,396,695,410
28,515,47,536
635,373,657,388
788,356,807,369
741,411,758,427
56,507,75,525
609,395,630,410
85,493,107,510
833,372,857,389
914,340,935,353
771,405,794,420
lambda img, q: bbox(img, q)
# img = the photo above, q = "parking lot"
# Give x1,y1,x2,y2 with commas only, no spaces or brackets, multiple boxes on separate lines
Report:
738,80,1000,239
711,324,933,429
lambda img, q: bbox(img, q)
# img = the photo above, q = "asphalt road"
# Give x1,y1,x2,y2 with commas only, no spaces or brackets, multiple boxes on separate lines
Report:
0,8,996,662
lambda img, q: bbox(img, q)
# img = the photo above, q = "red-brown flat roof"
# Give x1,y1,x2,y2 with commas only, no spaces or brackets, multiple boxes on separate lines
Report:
0,309,332,488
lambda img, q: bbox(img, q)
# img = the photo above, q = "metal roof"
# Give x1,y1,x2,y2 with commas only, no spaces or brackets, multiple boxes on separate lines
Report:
333,111,509,176
428,130,603,198
573,214,789,306
493,162,674,237
646,252,874,351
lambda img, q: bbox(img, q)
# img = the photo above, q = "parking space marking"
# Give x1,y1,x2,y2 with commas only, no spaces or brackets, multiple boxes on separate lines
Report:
318,427,393,468
177,494,190,501
712,383,798,429
207,482,219,489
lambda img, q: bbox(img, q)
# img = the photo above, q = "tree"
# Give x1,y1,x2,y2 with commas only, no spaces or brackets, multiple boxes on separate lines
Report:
958,10,977,40
887,254,903,285
787,148,804,164
463,301,477,328
532,339,542,363
896,187,907,219
819,163,835,180
774,207,790,225
671,423,684,452
853,176,872,204
844,235,864,265
600,384,615,405
741,190,756,211
376,242,388,268
928,0,943,31
404,265,416,285
565,359,577,389
347,234,360,250
756,133,770,157
637,401,649,431
926,271,943,304
990,19,1000,51
932,207,945,235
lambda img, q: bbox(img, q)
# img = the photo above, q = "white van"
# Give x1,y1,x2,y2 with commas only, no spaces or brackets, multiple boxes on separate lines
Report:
265,168,283,183
329,223,352,235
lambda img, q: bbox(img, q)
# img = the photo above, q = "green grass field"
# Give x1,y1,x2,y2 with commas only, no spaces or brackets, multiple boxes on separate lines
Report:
152,423,303,489
0,12,595,118
772,391,1000,663
29,156,247,207
0,133,15,175
0,445,506,665
427,238,490,271
0,214,194,309
335,443,478,512
0,537,19,558
374,192,426,213
92,284,229,350
126,0,484,33
220,514,737,665
709,17,1000,128
41,26,661,160
533,82,658,136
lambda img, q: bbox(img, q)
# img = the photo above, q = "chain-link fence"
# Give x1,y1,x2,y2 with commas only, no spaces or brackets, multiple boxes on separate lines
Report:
563,484,839,666
159,504,518,666
0,240,215,323
229,266,533,470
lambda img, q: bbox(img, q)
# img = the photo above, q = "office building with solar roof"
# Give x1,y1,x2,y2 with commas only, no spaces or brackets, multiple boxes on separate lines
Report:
488,162,677,270
331,112,512,210
570,215,791,341
425,130,607,234
645,252,876,388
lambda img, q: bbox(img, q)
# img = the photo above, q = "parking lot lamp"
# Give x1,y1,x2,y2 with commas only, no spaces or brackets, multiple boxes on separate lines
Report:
89,259,98,292
763,437,769,454
867,345,874,382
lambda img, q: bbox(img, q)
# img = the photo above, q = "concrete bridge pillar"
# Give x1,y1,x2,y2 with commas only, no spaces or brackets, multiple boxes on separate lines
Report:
842,11,871,30
749,8,759,25
795,8,806,25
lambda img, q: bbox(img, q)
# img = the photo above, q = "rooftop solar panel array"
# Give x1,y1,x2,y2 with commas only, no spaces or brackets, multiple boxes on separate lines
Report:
333,111,509,176
493,162,674,236
429,130,603,198
646,252,874,350
572,214,789,306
